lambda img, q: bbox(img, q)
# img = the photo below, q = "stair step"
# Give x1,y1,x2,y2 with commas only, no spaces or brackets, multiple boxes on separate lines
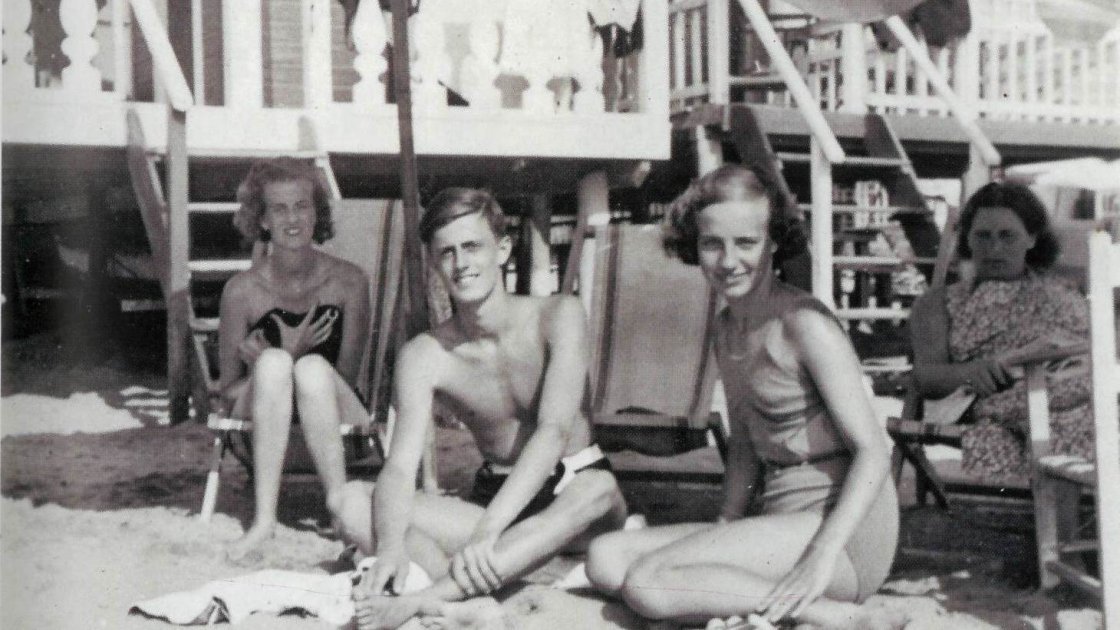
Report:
189,259,252,275
832,255,937,271
799,204,928,215
835,307,911,320
189,202,240,214
774,153,908,168
148,148,326,161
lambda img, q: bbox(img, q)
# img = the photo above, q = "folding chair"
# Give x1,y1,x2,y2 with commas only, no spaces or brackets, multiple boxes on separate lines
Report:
570,222,728,483
198,198,407,522
1029,229,1119,622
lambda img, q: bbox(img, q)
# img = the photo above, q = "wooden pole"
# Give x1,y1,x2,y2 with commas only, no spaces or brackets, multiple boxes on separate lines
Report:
390,0,437,491
390,0,429,339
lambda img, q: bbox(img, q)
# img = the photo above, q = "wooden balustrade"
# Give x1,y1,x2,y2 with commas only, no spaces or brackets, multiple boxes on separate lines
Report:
667,0,1119,126
3,0,662,120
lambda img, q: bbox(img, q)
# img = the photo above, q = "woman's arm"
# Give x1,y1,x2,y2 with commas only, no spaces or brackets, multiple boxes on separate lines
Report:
332,260,372,387
758,309,891,621
217,274,255,401
910,287,1011,398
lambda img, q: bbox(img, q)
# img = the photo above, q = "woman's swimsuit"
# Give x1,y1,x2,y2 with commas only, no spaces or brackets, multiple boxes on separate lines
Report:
249,304,344,365
716,287,899,602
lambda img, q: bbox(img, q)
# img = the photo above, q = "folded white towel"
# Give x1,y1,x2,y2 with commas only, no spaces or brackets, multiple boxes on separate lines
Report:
130,558,432,625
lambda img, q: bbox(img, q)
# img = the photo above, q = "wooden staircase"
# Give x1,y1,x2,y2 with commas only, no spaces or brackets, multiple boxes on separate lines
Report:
721,105,942,359
125,109,340,423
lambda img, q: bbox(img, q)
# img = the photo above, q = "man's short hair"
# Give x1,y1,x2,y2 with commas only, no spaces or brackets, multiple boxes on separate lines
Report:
419,188,507,245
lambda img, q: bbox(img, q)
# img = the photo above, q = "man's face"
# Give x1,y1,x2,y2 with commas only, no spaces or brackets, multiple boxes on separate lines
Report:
429,213,511,305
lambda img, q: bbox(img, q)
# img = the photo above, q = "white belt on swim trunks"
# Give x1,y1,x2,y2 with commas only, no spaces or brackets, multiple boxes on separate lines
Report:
483,444,607,496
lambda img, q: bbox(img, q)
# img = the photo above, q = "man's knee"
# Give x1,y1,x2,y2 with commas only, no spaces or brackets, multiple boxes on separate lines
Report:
253,348,294,382
586,532,630,594
292,354,334,395
563,469,623,524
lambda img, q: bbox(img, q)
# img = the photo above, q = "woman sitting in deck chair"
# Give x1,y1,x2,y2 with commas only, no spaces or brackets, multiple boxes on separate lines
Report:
220,158,371,558
586,164,900,629
909,182,1092,483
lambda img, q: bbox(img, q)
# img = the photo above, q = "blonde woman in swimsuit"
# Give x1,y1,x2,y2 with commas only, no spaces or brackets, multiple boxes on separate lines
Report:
586,164,900,629
219,158,371,558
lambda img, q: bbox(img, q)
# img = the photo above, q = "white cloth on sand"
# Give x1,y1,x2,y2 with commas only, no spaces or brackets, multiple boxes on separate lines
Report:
129,557,432,625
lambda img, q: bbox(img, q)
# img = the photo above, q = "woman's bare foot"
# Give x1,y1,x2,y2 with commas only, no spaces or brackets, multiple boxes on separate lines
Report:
798,601,908,630
225,521,276,562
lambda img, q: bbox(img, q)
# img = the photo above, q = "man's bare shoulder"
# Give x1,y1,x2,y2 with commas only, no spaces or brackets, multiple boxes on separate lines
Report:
537,293,586,337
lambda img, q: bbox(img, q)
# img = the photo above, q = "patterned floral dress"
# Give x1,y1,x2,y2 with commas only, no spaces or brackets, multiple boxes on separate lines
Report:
945,271,1093,482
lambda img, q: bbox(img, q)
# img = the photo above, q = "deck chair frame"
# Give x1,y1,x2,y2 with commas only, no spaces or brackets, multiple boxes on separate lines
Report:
199,198,407,522
1029,229,1119,622
570,222,728,484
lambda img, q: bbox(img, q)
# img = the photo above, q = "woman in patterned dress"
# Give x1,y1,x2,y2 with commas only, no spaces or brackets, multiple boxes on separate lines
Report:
909,182,1092,482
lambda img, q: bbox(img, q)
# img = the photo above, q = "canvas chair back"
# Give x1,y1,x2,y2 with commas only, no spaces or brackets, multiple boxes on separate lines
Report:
583,223,719,428
318,198,405,422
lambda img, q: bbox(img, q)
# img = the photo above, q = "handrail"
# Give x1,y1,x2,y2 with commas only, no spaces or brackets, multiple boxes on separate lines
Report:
883,16,1001,166
129,0,194,111
733,0,846,163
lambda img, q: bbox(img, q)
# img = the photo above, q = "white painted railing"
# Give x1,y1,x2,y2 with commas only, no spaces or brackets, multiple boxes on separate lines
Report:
3,0,667,118
669,0,1120,126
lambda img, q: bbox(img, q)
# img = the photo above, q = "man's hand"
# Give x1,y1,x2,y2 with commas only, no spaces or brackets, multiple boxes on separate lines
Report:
756,545,840,624
237,329,270,365
360,549,413,596
450,531,502,597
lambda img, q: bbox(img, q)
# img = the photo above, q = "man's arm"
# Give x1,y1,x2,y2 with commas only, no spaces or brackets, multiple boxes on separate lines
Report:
470,295,588,541
367,335,441,594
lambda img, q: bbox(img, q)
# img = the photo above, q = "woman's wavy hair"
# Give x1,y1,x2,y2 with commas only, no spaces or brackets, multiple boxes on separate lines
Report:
957,181,1060,269
662,163,806,266
232,158,334,246
419,187,508,245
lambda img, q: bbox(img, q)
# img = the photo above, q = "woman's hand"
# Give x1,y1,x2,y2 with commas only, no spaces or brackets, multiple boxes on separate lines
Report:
961,357,1013,396
237,329,270,365
270,302,336,358
757,545,840,624
360,547,413,596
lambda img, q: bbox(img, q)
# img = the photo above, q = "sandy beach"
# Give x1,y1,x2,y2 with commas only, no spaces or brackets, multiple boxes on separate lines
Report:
0,322,1103,629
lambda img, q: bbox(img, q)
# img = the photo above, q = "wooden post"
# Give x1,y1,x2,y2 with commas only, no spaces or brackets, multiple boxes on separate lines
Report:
707,0,730,106
526,195,554,296
639,0,670,118
839,23,866,114
390,0,437,492
810,138,834,309
222,0,263,107
166,108,192,423
567,171,610,313
695,126,723,176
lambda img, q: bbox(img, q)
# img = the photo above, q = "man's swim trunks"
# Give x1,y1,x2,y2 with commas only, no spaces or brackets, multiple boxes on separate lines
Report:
469,444,612,524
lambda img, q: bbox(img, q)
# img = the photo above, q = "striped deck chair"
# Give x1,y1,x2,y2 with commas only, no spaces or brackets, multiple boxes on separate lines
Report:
573,222,727,483
198,198,406,522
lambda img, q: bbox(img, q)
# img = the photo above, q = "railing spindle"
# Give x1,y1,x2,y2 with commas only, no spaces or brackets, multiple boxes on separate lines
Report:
3,0,35,92
60,0,104,92
461,14,501,110
302,0,333,108
351,0,388,106
411,6,450,112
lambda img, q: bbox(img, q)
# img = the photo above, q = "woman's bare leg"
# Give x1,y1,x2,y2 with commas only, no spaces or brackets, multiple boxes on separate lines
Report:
609,512,875,628
587,522,714,594
291,354,366,519
228,348,295,557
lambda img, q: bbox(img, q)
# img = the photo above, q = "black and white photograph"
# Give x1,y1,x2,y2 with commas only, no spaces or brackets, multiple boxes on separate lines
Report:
2,0,1119,628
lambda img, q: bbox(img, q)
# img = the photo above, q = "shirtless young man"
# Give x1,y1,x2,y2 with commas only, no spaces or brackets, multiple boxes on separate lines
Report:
336,187,628,630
